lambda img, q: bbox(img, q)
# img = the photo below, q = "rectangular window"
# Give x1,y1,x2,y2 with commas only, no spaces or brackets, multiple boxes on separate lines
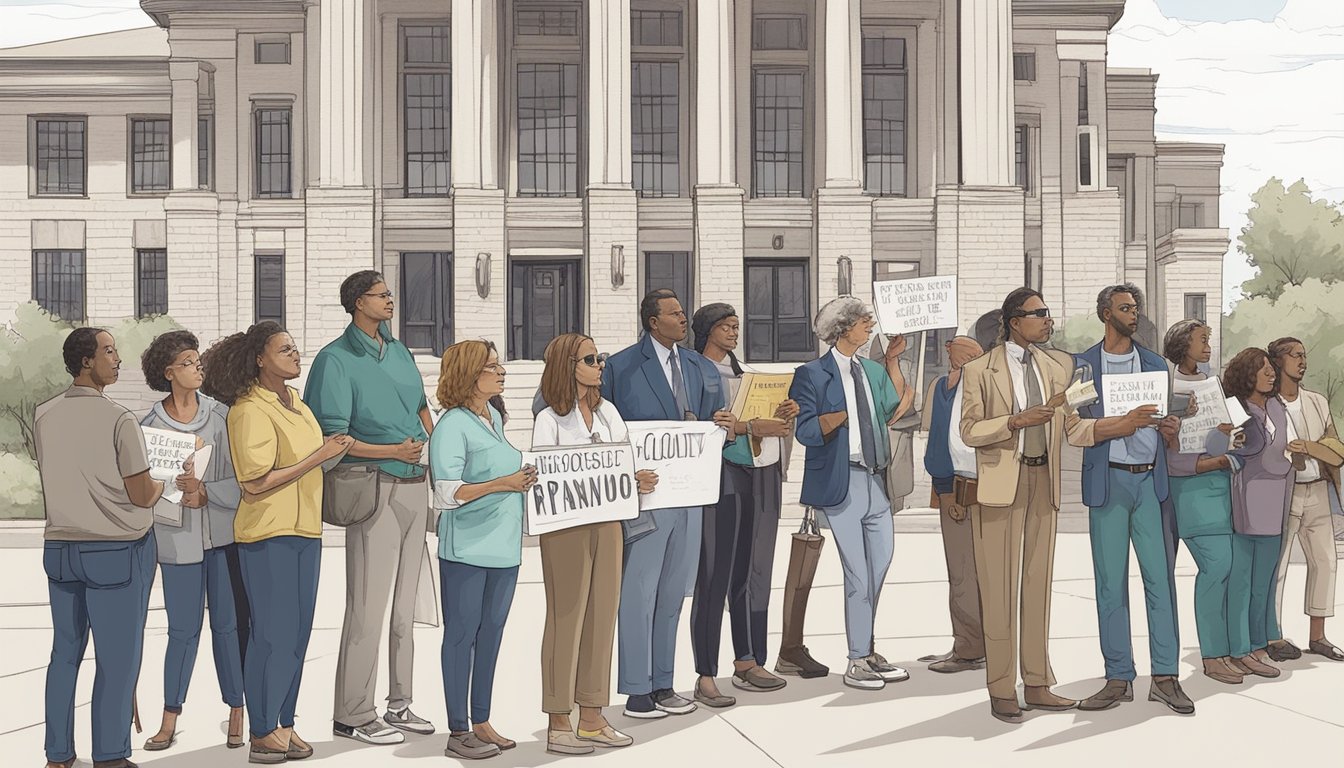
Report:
1179,202,1202,229
1013,52,1036,82
753,70,805,198
400,251,453,355
130,117,171,193
643,251,693,344
631,62,680,198
33,249,86,323
255,108,293,198
1077,125,1097,189
136,248,168,318
1184,293,1207,323
254,253,285,325
255,39,290,64
861,34,907,196
198,116,213,190
402,24,452,197
752,16,806,50
516,5,579,37
631,10,682,47
1078,61,1090,125
744,260,813,363
517,63,580,197
1015,124,1030,192
34,118,87,196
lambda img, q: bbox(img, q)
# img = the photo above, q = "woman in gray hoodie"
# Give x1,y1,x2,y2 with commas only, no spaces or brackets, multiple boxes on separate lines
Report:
138,330,246,750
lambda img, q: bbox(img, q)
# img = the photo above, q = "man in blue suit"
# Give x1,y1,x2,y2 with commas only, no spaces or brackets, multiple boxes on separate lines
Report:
789,297,915,690
601,289,737,719
1073,283,1192,714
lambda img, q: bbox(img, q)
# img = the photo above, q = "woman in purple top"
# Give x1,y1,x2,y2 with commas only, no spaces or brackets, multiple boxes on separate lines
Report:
1224,348,1295,679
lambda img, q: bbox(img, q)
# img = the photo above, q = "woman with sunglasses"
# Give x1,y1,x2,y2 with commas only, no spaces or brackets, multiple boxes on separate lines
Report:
430,340,536,760
531,333,658,754
138,330,247,751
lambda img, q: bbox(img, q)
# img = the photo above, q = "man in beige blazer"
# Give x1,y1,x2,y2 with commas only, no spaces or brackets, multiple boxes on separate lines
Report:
959,288,1101,723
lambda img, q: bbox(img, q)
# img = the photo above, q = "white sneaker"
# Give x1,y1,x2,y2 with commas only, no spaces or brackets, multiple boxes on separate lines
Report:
843,661,886,690
334,719,406,745
864,654,910,683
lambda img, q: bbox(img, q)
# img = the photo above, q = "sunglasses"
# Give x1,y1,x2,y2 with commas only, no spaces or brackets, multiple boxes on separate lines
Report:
1013,308,1051,319
576,353,609,367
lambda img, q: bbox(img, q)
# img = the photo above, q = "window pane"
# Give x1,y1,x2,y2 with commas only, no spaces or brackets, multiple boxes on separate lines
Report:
1013,52,1036,82
642,252,692,327
1015,124,1030,191
517,63,579,197
631,62,679,198
198,117,213,190
403,24,450,64
136,249,169,317
255,109,292,198
516,6,579,36
33,250,86,322
631,10,682,46
1078,131,1092,187
255,254,285,324
753,71,805,198
131,118,171,193
404,72,452,195
35,120,86,196
256,40,290,64
752,16,805,50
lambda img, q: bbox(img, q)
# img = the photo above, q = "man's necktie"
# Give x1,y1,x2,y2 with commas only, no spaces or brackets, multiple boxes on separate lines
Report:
1022,347,1048,459
851,358,879,469
669,350,692,419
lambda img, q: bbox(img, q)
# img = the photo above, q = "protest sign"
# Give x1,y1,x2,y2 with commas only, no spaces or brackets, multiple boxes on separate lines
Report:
1102,371,1169,418
142,427,202,505
729,372,795,422
628,421,726,511
872,275,958,335
521,443,640,536
1173,377,1231,454
1226,396,1252,427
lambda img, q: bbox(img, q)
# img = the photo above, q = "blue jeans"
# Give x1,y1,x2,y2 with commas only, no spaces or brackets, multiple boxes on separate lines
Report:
161,546,245,712
1230,533,1283,657
818,468,894,661
238,536,320,739
43,532,157,764
439,558,518,733
1088,469,1180,679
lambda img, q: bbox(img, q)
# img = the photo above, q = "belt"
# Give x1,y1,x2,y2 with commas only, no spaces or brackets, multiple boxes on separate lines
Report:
379,471,427,484
849,462,884,476
1020,454,1048,467
1109,462,1155,474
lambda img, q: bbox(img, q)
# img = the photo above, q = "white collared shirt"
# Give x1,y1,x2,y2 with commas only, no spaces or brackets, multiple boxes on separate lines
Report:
948,380,978,477
830,347,879,464
1003,341,1049,456
650,336,679,395
531,399,628,449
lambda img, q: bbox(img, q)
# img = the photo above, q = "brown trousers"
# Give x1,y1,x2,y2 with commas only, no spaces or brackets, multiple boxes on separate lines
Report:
540,521,623,713
932,489,986,661
972,464,1058,700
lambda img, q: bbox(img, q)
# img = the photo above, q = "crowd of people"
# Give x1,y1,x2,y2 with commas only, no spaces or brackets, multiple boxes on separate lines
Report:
32,272,1342,768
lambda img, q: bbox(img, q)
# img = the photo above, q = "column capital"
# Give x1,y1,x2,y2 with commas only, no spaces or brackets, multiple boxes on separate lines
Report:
168,59,210,81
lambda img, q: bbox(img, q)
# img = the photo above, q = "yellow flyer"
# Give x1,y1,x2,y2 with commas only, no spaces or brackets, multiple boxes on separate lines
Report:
729,373,795,421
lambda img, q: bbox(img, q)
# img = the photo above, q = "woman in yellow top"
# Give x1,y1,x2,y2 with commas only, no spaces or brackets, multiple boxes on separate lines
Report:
202,320,352,765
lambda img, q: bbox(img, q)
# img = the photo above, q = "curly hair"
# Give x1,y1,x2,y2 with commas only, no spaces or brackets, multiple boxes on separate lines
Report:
1222,347,1276,401
436,340,496,410
62,327,106,378
1096,283,1144,322
200,321,287,406
141,330,200,393
1162,319,1207,366
814,297,871,346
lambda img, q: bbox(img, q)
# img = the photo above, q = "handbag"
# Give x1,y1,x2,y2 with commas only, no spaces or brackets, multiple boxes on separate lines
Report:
780,507,826,653
321,463,381,527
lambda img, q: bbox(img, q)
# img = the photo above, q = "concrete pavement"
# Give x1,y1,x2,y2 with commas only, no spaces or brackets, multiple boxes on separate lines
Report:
2,523,1342,767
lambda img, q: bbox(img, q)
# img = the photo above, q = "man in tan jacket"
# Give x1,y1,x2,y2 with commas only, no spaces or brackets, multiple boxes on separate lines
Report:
960,288,1151,723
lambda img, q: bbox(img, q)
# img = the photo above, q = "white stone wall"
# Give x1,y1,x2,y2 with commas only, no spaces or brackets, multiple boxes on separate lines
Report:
1060,191,1124,322
693,187,746,312
936,187,1026,329
585,188,640,352
303,188,375,349
815,189,874,307
451,189,507,348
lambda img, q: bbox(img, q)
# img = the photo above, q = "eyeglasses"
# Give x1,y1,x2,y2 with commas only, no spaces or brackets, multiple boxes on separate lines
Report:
1013,308,1052,319
175,358,203,370
482,362,506,374
575,353,609,367
363,291,394,300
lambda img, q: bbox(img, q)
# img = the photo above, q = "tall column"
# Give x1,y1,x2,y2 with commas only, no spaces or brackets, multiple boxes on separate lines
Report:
168,61,201,191
694,0,745,313
958,0,1014,186
822,0,862,187
587,0,632,188
317,0,365,187
452,0,507,348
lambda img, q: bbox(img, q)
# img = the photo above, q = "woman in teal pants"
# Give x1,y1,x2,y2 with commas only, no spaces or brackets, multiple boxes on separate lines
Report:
1162,320,1242,684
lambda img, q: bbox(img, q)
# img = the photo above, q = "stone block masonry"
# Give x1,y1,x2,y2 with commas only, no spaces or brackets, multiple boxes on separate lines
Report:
693,185,746,314
1060,191,1124,323
586,187,640,353
815,187,874,311
935,186,1026,331
304,187,376,351
166,192,221,345
452,188,507,349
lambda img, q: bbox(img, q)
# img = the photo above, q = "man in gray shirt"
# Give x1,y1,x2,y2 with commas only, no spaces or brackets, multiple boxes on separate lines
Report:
36,327,165,768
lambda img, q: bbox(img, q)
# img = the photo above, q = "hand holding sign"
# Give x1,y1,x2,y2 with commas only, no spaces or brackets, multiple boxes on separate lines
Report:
885,333,908,360
872,276,959,335
500,465,539,493
635,469,659,494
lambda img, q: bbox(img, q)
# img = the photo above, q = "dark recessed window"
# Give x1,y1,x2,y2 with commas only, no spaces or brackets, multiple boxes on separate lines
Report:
33,249,86,322
752,16,806,50
136,248,168,318
255,39,290,64
402,24,451,196
862,34,908,196
632,10,682,46
517,63,580,197
631,62,680,198
130,118,171,193
34,118,87,196
1013,52,1037,82
516,5,579,37
753,70,805,198
255,108,292,199
255,253,285,325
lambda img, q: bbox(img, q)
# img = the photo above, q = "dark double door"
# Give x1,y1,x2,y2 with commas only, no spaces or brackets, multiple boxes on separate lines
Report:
510,259,582,360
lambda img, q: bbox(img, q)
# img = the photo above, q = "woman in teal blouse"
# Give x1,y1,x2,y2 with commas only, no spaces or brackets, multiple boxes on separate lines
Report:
430,340,536,761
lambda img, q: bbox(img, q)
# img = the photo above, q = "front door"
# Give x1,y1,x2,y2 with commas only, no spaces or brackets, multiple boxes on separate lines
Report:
400,251,453,356
510,259,581,360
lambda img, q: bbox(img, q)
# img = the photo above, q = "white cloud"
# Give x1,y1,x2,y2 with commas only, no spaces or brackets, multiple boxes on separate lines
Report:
1110,0,1344,312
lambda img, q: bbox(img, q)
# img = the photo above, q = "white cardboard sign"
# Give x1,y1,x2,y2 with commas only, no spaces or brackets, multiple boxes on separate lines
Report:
872,275,959,335
628,421,726,511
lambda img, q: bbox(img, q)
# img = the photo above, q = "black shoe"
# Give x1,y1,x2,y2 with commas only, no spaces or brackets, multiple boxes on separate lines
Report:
1078,679,1134,711
1268,639,1303,662
775,645,830,679
622,694,668,720
1148,677,1195,714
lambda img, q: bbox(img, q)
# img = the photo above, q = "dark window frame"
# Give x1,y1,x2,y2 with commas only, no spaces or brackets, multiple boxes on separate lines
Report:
516,61,582,198
861,31,910,197
198,115,214,191
128,115,172,195
642,250,694,346
255,38,291,65
135,248,169,318
515,4,581,38
752,15,807,51
399,251,454,356
751,67,807,199
631,9,683,47
254,107,293,199
743,259,814,363
254,252,286,326
401,22,453,197
1015,123,1031,193
1184,293,1208,324
31,116,88,198
32,249,86,323
1013,51,1037,82
631,60,681,198
508,258,584,360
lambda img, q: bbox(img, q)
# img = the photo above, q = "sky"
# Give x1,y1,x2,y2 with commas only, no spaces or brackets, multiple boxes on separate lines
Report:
1,0,1341,315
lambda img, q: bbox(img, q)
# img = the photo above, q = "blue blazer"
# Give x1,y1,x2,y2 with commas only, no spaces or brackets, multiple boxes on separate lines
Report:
790,350,900,509
1074,341,1171,507
601,335,725,540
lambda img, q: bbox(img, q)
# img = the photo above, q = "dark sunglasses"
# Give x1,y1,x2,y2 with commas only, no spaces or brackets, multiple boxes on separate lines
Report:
576,353,609,367
1012,307,1051,319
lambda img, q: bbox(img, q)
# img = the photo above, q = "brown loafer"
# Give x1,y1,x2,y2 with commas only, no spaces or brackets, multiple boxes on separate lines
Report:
1022,686,1078,711
286,729,313,760
1233,654,1280,678
249,729,290,765
1202,657,1242,685
733,665,787,691
1078,679,1133,711
1307,639,1344,661
990,697,1023,723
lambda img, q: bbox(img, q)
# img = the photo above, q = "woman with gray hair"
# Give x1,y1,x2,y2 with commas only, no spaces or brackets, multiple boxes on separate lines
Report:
1161,319,1244,685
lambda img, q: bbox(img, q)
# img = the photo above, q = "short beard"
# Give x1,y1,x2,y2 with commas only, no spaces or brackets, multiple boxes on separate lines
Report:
1108,316,1136,338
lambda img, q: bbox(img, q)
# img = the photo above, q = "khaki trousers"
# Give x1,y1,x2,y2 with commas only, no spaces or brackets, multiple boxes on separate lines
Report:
1275,481,1337,624
540,521,623,713
972,463,1057,700
935,492,986,661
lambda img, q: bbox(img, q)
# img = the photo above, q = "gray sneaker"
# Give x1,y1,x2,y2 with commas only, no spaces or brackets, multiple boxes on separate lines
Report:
333,719,405,745
446,732,501,760
383,707,435,735
652,688,697,715
843,660,886,690
863,653,910,682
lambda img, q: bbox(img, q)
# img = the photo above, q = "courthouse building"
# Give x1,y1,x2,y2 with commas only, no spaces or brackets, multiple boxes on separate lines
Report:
0,0,1229,399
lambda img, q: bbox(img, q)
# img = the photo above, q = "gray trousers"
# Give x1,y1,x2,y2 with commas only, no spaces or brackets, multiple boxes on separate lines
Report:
819,468,894,661
617,506,702,696
334,476,427,726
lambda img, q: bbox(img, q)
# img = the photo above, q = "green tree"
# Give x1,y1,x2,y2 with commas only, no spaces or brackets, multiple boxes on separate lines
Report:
1049,313,1104,356
1237,178,1344,300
